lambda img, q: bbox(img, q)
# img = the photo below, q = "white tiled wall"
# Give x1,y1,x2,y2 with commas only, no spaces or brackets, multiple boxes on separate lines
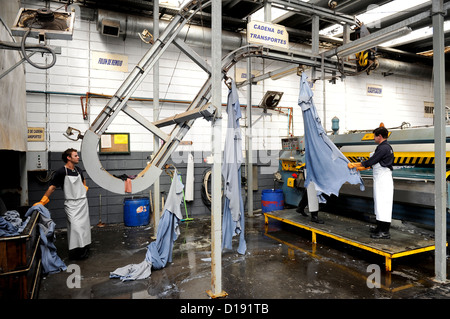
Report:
24,2,449,157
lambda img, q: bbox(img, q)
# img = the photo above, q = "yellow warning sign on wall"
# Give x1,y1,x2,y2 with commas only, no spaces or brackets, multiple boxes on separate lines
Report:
27,127,45,141
114,134,128,144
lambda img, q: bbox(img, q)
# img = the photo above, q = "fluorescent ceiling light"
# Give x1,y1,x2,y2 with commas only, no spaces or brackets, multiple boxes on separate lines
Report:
251,7,290,22
159,0,189,9
324,26,412,58
380,20,450,47
357,0,429,28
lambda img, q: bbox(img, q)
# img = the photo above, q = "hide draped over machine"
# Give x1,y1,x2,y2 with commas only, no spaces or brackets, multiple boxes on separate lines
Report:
298,73,365,203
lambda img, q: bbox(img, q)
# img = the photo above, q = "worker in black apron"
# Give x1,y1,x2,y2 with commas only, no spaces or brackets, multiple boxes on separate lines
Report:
34,148,91,259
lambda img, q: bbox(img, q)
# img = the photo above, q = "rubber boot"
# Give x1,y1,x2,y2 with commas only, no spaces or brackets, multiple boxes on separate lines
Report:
383,221,391,236
69,245,90,260
296,190,308,216
370,221,390,239
310,211,324,224
79,245,90,259
370,220,381,233
296,207,308,217
69,248,82,260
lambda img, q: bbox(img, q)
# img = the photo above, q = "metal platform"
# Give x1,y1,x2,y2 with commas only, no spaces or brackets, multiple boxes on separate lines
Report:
264,209,443,271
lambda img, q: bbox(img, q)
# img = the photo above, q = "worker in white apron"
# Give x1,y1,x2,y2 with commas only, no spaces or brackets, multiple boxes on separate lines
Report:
348,126,394,239
34,148,92,258
371,159,393,222
63,166,91,257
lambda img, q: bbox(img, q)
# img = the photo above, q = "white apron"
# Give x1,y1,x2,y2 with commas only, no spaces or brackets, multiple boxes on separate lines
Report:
64,168,91,250
304,169,319,212
372,162,393,223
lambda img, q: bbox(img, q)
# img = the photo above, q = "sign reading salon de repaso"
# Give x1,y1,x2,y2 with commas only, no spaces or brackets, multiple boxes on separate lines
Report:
247,20,289,49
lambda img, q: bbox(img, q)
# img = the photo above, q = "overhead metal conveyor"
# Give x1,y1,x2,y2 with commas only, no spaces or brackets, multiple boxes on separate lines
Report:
79,0,360,195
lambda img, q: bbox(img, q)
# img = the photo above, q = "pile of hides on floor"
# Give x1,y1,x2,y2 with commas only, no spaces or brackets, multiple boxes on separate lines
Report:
110,170,184,281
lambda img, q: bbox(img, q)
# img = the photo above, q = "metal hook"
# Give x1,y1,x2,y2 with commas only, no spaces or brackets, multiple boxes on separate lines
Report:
139,29,154,44
224,76,232,90
164,163,177,178
63,126,84,141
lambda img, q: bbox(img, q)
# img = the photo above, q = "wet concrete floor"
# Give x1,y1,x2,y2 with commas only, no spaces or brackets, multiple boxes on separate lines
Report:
37,212,450,301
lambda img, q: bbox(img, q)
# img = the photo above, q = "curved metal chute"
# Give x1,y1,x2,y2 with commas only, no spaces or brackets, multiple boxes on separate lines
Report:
82,130,163,194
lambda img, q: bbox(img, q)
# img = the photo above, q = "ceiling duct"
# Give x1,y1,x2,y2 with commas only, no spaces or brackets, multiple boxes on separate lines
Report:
95,9,244,50
101,18,120,37
11,8,75,40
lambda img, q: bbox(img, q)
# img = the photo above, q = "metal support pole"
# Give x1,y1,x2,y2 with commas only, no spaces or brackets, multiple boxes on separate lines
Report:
311,15,319,56
19,152,28,206
343,24,350,44
264,0,272,22
247,54,254,217
207,0,226,298
321,53,327,130
341,24,350,78
153,0,161,231
432,0,447,283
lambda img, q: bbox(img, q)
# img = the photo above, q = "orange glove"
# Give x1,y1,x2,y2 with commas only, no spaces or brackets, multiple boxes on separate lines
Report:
33,195,50,206
348,162,362,169
84,185,89,192
347,162,370,171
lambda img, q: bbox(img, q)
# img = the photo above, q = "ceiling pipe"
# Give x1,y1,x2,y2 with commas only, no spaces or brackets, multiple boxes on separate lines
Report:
376,57,450,81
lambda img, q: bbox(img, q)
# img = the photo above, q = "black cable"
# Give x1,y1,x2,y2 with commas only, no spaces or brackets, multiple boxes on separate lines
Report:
20,29,57,69
200,167,225,210
201,168,212,209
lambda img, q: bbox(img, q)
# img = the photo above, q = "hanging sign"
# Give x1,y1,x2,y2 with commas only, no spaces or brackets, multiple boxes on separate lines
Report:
247,20,289,49
91,51,128,72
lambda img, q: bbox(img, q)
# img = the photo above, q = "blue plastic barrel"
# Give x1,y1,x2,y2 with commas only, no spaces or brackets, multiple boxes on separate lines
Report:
123,197,151,226
261,189,284,213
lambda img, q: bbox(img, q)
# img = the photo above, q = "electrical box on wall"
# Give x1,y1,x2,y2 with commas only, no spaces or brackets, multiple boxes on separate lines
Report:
26,151,48,171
